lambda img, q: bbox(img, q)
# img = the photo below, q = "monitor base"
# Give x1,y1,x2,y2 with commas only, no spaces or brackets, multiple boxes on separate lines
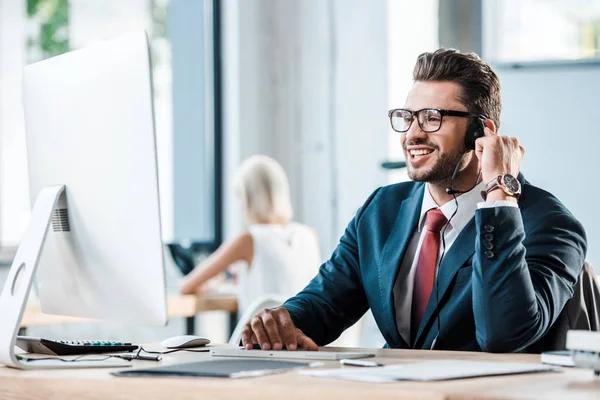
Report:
0,185,65,369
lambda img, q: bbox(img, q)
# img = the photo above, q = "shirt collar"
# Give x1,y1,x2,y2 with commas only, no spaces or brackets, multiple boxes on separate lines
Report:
418,180,486,234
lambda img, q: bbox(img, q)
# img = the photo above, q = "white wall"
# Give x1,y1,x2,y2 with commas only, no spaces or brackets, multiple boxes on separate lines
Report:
222,0,388,348
496,61,600,269
222,0,388,257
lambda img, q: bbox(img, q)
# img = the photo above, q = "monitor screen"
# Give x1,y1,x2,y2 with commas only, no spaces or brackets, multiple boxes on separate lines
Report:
21,31,167,326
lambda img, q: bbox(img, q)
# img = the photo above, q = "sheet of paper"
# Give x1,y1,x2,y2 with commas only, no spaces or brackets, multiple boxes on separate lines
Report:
299,360,557,382
114,359,314,378
16,354,132,369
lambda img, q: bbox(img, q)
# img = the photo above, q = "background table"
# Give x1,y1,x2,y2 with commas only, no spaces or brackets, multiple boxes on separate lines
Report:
21,293,239,336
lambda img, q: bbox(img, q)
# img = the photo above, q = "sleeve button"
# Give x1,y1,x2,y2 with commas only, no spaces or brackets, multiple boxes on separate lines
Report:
484,250,494,258
484,225,494,233
484,233,493,241
484,241,494,250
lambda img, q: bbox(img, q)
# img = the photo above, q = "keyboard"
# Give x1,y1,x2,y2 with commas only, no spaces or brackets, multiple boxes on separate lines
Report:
15,336,139,356
210,348,375,360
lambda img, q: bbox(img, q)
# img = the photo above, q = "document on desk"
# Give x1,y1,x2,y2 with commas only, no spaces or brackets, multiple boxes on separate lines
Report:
113,359,314,378
300,360,557,382
16,354,132,369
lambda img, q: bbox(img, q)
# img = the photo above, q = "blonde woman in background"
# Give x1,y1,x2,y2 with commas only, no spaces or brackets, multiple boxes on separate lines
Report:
179,155,322,316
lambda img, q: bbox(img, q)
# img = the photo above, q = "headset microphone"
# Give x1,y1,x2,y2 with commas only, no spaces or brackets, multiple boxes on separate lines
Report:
430,117,486,350
445,151,467,195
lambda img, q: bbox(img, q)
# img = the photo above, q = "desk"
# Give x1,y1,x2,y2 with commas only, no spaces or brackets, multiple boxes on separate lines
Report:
21,293,238,336
0,346,598,399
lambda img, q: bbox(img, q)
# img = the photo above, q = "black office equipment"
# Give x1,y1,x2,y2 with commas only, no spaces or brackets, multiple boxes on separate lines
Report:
167,241,219,276
15,336,138,356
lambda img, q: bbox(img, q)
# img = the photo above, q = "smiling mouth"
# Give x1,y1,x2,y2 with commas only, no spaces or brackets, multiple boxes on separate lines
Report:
408,149,434,160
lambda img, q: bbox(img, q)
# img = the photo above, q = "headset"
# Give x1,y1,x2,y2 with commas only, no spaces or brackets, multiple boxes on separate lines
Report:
464,116,487,150
446,116,487,195
429,115,487,350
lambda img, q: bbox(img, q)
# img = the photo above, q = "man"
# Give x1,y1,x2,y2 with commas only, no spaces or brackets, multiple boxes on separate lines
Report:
241,49,587,352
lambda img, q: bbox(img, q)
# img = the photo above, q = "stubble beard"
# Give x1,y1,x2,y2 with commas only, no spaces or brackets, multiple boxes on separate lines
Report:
406,146,468,186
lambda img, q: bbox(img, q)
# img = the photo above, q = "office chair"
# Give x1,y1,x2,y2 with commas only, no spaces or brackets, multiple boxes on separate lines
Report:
538,261,600,352
228,294,288,345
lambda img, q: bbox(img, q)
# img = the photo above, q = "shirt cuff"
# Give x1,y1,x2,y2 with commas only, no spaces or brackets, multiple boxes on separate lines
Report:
477,200,519,209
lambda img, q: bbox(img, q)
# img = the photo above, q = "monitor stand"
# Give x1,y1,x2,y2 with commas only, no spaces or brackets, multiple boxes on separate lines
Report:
0,185,69,369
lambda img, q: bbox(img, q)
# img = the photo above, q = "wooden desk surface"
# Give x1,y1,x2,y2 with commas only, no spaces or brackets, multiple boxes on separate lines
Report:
1,346,598,400
21,293,238,327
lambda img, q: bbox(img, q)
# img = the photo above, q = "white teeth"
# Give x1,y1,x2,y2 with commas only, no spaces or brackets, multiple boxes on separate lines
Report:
409,149,433,156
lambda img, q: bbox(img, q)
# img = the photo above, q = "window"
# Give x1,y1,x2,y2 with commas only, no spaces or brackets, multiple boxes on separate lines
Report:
484,0,600,62
386,0,439,184
0,0,221,257
0,0,29,249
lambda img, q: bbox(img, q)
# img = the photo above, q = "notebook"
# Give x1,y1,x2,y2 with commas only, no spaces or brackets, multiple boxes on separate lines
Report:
541,350,575,367
113,359,311,378
300,360,557,382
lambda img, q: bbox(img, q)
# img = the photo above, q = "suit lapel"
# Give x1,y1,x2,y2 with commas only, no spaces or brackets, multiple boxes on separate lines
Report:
377,184,424,348
413,218,477,347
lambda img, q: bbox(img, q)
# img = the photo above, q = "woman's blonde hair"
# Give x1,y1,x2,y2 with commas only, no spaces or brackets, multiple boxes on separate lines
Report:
233,155,293,224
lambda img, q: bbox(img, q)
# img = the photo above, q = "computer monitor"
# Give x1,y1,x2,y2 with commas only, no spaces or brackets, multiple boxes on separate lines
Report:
0,32,167,368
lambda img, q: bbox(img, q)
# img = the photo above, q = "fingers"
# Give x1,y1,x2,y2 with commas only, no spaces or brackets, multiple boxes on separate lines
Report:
483,126,495,137
276,310,298,351
510,137,525,156
261,312,283,350
474,136,485,161
296,329,319,351
241,308,300,351
239,308,319,352
241,323,257,349
250,315,271,350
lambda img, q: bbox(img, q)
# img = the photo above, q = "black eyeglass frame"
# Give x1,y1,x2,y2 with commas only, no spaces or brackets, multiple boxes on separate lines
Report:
387,108,484,133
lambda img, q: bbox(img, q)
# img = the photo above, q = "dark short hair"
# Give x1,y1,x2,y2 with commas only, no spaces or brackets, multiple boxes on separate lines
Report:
413,48,501,128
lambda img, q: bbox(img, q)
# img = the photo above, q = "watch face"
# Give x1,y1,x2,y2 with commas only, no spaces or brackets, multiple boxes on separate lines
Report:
501,174,521,194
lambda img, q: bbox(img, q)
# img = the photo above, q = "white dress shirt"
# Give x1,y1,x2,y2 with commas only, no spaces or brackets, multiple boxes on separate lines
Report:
393,181,517,345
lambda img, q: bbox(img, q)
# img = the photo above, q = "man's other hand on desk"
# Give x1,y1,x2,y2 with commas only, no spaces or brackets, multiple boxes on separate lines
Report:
241,307,318,351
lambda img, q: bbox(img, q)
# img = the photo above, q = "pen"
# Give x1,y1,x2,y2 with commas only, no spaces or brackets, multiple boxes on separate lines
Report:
116,354,162,361
136,354,162,361
340,359,383,367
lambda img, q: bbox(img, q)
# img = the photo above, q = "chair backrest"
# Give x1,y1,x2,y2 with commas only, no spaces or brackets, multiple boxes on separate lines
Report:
539,261,600,352
228,294,288,345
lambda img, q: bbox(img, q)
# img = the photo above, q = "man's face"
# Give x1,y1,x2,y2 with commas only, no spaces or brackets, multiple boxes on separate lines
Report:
402,81,471,184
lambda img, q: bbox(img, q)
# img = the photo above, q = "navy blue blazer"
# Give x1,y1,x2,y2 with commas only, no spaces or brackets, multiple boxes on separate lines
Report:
283,174,587,352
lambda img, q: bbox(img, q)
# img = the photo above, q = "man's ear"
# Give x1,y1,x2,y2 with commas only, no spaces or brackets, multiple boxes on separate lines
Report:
483,119,496,133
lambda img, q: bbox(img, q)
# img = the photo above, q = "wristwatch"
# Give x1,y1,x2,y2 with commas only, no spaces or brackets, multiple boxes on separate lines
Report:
481,174,521,201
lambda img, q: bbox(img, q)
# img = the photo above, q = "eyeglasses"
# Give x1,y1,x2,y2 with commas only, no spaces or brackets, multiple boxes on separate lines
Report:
388,108,481,133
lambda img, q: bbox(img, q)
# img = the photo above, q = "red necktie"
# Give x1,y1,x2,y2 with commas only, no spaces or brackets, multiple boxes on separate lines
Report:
411,208,447,342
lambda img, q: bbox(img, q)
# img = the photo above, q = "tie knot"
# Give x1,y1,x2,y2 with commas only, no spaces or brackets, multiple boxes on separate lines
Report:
425,208,447,233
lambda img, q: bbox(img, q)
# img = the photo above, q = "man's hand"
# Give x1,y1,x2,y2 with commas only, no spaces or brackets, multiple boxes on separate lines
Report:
475,127,525,186
240,307,318,351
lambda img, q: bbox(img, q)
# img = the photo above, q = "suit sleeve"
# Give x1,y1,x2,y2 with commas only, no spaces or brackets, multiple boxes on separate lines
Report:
472,206,587,352
281,189,381,346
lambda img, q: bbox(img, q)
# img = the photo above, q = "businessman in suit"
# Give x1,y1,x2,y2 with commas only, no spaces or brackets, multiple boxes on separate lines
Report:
240,49,587,352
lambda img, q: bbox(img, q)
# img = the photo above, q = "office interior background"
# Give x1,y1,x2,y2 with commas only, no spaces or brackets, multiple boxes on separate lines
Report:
1,0,599,347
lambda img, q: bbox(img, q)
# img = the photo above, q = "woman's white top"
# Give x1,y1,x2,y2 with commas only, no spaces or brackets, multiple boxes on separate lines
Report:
236,222,322,315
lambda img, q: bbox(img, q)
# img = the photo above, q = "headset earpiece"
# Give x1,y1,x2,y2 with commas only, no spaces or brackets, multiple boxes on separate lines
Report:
464,117,486,150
